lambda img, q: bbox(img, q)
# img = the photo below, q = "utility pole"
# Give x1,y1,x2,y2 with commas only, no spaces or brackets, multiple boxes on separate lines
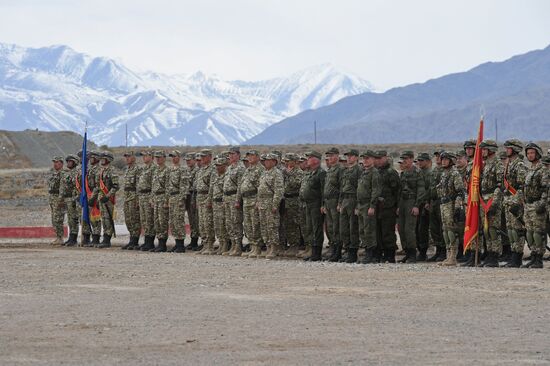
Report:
494,118,498,143
125,122,128,147
314,120,317,145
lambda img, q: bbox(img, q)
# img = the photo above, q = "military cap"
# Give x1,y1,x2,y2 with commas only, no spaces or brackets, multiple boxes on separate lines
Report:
52,156,64,162
542,155,550,165
168,150,181,157
228,146,240,154
525,142,543,158
298,155,307,162
463,139,477,148
325,147,340,155
195,152,203,159
440,151,457,160
455,150,467,157
215,157,228,165
400,151,415,159
271,150,282,157
88,150,100,158
154,150,166,158
360,150,377,158
374,150,387,158
480,139,498,151
101,152,114,161
123,151,135,157
264,152,279,160
433,150,445,156
65,154,80,164
339,155,347,162
305,151,322,160
200,149,212,156
344,149,359,156
282,152,298,162
241,156,249,162
498,151,508,159
246,149,259,156
503,139,523,153
184,152,196,160
219,151,230,158
416,152,431,161
138,150,152,156
259,153,267,161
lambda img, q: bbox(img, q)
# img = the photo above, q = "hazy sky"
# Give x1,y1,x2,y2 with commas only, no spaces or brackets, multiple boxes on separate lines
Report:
1,0,549,90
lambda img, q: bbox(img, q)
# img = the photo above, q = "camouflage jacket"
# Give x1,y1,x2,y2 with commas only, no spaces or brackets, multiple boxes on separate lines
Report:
300,167,326,204
339,163,362,203
48,168,63,196
123,163,140,201
502,156,527,198
430,165,443,201
378,163,400,208
168,165,191,197
195,164,215,196
524,161,547,206
59,167,79,199
210,170,226,203
357,166,382,209
323,164,342,201
238,163,264,200
258,167,284,209
481,154,504,197
223,162,245,195
87,163,100,191
283,167,304,198
97,165,119,198
152,164,170,197
137,163,154,194
399,167,425,207
436,167,465,207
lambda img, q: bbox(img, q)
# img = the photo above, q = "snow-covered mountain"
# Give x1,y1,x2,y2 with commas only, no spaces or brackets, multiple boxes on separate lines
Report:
0,43,373,146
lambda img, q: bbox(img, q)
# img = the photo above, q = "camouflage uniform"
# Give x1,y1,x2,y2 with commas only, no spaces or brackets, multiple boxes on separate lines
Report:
97,159,119,239
123,159,141,238
257,156,285,258
86,159,102,238
339,157,361,252
196,154,216,253
152,161,170,241
238,156,264,257
48,159,65,241
211,160,228,254
323,156,343,257
60,162,79,238
429,163,445,256
223,156,245,255
356,155,382,255
416,158,432,256
137,158,155,247
186,160,200,241
282,156,304,254
168,162,190,242
376,153,401,261
523,151,547,258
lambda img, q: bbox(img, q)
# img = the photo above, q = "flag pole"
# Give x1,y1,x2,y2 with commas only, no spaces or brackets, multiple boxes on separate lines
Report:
475,112,484,267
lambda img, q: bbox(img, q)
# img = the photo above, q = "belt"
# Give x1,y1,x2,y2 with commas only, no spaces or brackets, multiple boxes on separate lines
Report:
154,191,165,195
440,196,456,204
481,189,496,195
284,193,299,198
124,188,136,192
242,191,257,198
197,190,209,194
139,189,151,194
340,193,356,199
48,190,59,194
224,190,237,196
213,197,223,202
170,191,180,196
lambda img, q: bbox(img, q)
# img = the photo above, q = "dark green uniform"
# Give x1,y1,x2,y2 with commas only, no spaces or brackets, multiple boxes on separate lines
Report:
300,166,326,249
339,163,362,249
398,167,424,254
376,162,400,260
323,163,343,251
416,166,432,254
357,165,382,250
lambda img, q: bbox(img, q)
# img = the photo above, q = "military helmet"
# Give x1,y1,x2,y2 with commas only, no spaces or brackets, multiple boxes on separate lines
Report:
503,139,523,154
542,155,550,165
51,156,64,162
101,152,114,162
440,151,456,163
65,154,80,164
463,139,477,149
479,139,498,152
525,142,543,159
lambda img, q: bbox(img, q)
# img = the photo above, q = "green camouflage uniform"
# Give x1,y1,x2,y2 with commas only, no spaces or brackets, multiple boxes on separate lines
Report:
85,162,102,236
238,163,264,247
398,167,425,251
429,165,445,250
300,166,326,248
480,154,504,255
502,156,528,253
223,161,245,247
123,163,141,237
60,166,79,236
257,164,285,252
339,163,362,249
187,165,200,239
523,161,547,255
211,167,228,248
137,163,155,238
97,165,119,236
283,166,304,248
357,166,382,249
417,166,432,251
196,163,215,246
168,165,190,241
323,164,342,250
436,167,464,251
152,164,170,240
48,167,65,238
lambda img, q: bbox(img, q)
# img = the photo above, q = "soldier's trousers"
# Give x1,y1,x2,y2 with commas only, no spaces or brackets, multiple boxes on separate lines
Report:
324,198,340,248
99,199,115,236
524,202,546,255
242,196,261,245
430,199,444,248
300,201,311,246
124,193,141,237
480,195,502,255
258,201,280,248
65,198,79,236
377,206,397,250
305,201,324,247
81,210,102,235
213,200,227,245
440,201,458,250
49,195,65,238
283,198,301,247
224,194,243,245
139,194,155,237
153,195,169,240
169,195,187,240
416,208,430,250
503,195,525,253
357,204,377,249
186,194,199,239
339,197,359,249
398,198,418,250
197,193,215,245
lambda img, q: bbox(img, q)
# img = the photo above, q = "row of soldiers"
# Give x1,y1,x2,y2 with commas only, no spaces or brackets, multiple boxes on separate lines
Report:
48,140,550,268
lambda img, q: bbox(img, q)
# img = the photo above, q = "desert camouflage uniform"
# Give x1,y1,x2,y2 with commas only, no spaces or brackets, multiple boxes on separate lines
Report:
429,165,445,250
152,164,170,240
257,165,285,253
523,161,547,255
187,165,200,240
85,162,102,236
196,163,215,247
168,165,190,241
137,163,155,238
417,165,432,252
283,166,304,249
211,168,228,248
238,163,264,249
97,165,119,236
480,154,504,255
123,162,141,237
502,156,528,253
357,165,382,249
436,167,464,251
60,166,79,236
48,167,65,238
223,161,245,248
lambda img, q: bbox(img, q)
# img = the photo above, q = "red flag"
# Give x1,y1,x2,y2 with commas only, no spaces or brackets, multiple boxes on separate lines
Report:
463,120,484,253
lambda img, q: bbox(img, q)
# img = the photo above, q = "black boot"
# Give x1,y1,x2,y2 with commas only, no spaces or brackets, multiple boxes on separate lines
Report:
385,249,396,263
530,254,543,269
499,245,512,262
153,238,167,252
417,247,428,262
141,236,155,251
127,236,139,250
504,251,522,268
187,237,200,251
361,247,376,264
427,246,442,262
405,248,417,264
97,235,111,248
457,241,464,261
309,246,323,262
435,247,446,262
482,252,499,267
173,239,186,253
91,234,101,247
399,249,409,263
121,237,133,250
328,245,342,262
344,248,358,264
458,249,470,263
82,234,91,245
64,233,78,246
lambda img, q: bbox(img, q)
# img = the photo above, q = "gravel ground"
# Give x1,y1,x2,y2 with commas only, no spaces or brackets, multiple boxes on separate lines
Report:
1,246,549,365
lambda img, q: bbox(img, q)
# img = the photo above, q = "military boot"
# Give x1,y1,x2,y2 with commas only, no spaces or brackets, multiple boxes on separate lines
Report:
405,248,417,264
482,252,499,267
90,234,101,247
361,247,376,264
504,251,522,268
64,233,78,247
427,246,442,262
121,237,134,250
221,240,232,256
140,236,154,251
284,245,300,258
127,236,139,250
399,250,409,263
247,245,262,258
229,240,243,257
499,245,512,262
154,238,168,252
201,241,214,255
308,246,323,262
266,245,277,260
50,236,63,246
81,234,91,246
187,237,199,251
97,235,111,248
343,248,358,264
328,245,342,262
458,249,470,263
216,240,229,255
521,253,538,268
298,246,312,259
175,239,186,253
530,254,543,269
383,249,396,263
417,247,428,262
441,247,457,266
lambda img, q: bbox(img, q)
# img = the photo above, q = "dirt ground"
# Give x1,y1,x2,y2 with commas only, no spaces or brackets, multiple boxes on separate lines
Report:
1,245,549,365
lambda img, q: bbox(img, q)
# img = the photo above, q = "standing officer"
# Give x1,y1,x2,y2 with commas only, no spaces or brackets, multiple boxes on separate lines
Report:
427,150,446,262
415,153,432,261
185,153,200,250
299,151,326,261
223,147,245,256
151,150,170,252
84,151,102,247
322,147,343,262
397,151,424,263
48,156,66,245
136,151,156,251
96,152,119,248
281,153,304,258
196,150,216,255
60,154,80,246
168,150,190,253
338,149,362,263
356,150,382,263
211,157,229,255
121,151,141,250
